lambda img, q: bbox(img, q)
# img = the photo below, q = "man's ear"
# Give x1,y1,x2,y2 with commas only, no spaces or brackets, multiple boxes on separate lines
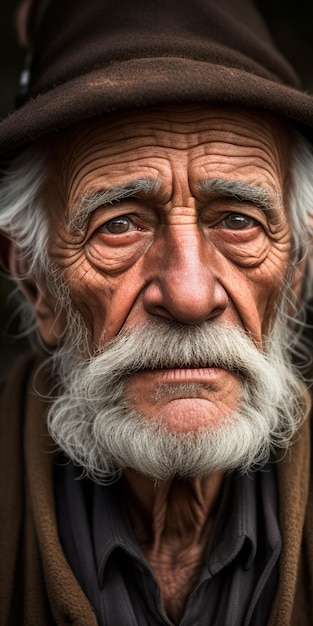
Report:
0,232,64,347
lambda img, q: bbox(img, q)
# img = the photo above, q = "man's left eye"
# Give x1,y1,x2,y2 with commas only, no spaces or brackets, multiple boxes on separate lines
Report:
99,216,135,234
221,213,256,230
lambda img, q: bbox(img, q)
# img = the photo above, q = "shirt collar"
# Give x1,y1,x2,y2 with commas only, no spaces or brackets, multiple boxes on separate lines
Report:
207,466,281,575
92,480,146,587
91,465,281,588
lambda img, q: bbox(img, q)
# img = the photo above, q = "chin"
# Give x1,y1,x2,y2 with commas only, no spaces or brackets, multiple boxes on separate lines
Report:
145,397,231,434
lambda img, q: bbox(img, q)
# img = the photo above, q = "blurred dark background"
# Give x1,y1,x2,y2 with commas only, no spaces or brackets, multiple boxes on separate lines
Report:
1,0,313,370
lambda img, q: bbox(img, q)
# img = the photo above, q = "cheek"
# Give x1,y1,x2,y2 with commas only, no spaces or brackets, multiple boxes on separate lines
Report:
250,246,291,333
61,258,146,345
63,233,153,344
69,273,113,341
208,223,292,341
216,247,290,341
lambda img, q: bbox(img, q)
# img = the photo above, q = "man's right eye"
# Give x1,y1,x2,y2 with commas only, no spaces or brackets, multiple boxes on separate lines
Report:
99,216,135,234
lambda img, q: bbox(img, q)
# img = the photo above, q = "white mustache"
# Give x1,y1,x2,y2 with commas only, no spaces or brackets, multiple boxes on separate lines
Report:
93,320,263,382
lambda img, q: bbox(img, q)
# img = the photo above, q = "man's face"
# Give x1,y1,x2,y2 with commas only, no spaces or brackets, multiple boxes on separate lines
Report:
46,105,291,435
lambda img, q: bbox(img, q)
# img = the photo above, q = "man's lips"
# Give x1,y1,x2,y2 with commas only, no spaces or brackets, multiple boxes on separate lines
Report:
128,367,236,384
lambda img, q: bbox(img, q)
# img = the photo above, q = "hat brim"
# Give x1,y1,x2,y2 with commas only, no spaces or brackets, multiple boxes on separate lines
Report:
1,58,313,159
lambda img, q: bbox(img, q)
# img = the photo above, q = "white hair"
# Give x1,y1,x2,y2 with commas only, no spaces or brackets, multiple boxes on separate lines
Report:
0,144,50,281
0,144,50,337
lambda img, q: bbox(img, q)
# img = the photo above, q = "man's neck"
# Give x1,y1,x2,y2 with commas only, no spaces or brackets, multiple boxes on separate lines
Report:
120,469,224,623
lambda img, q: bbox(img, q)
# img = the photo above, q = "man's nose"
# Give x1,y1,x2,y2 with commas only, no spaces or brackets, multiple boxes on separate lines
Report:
142,225,228,324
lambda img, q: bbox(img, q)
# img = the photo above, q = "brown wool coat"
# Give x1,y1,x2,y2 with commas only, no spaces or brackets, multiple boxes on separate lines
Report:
0,352,313,625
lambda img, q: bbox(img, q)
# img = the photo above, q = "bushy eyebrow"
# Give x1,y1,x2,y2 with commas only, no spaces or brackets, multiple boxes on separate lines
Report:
69,176,281,231
69,178,160,230
200,178,281,213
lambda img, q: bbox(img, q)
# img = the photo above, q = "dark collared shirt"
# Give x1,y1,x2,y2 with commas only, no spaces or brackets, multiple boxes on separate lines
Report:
55,460,281,625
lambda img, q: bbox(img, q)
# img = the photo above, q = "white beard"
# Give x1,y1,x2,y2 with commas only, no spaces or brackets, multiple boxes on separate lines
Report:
47,318,306,483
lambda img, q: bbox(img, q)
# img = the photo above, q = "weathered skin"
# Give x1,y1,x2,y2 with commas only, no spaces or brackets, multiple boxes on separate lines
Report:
14,105,293,621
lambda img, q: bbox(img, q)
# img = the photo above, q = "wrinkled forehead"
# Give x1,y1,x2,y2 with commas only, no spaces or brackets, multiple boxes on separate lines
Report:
59,104,290,147
45,104,291,205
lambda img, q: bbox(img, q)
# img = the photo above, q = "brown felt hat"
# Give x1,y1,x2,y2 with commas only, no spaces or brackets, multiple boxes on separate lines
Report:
1,0,313,159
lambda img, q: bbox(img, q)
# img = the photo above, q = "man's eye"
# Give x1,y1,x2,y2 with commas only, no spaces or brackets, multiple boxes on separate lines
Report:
99,216,134,234
221,213,256,230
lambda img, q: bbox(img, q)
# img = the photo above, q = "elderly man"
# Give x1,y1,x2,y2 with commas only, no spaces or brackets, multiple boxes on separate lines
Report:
1,0,313,624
